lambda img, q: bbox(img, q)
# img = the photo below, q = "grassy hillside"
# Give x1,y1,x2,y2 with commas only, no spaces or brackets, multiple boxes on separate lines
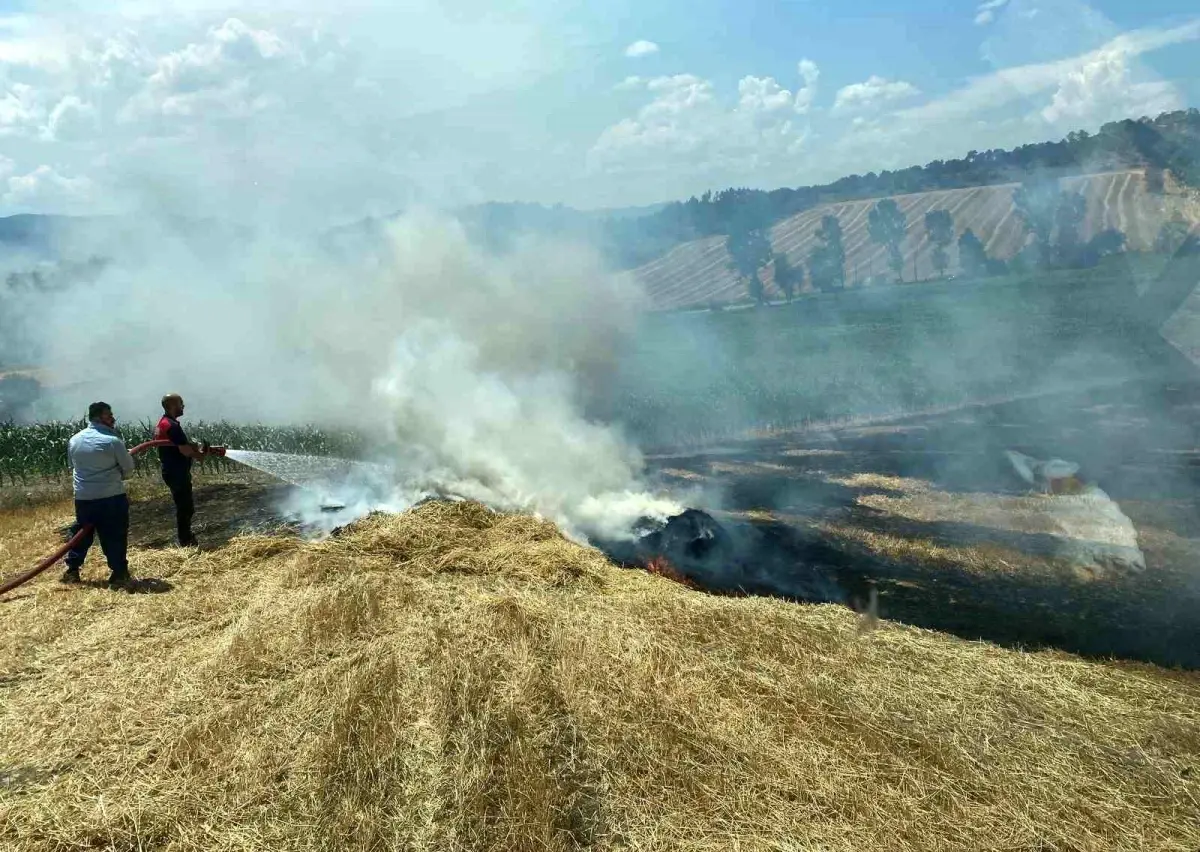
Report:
634,169,1198,311
2,487,1198,851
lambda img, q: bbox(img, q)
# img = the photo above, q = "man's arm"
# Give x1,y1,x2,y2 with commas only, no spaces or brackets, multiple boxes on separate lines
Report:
168,420,205,458
113,437,135,479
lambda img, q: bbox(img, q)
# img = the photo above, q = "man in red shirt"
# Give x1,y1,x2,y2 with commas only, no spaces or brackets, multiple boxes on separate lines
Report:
153,393,209,547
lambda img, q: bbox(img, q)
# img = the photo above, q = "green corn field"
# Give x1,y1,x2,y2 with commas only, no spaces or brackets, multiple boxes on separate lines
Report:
0,420,366,486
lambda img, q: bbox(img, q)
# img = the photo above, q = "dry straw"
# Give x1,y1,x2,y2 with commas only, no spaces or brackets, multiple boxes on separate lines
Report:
2,492,1199,851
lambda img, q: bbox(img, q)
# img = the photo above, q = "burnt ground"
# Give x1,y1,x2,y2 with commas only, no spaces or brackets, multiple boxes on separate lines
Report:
126,478,303,551
642,375,1200,671
18,473,306,554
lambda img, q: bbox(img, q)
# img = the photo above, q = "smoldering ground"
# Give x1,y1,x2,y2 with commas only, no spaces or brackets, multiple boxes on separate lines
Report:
581,246,1200,666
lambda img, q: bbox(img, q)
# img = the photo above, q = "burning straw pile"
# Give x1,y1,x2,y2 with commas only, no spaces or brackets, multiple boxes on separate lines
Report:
2,495,1199,851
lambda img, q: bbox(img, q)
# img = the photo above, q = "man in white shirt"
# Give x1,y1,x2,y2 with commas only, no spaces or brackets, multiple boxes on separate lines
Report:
62,401,135,588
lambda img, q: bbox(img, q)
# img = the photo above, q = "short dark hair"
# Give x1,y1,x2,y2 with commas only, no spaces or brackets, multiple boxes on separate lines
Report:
88,401,112,421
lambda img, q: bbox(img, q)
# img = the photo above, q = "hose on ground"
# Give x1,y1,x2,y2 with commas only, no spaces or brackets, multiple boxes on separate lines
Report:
0,439,173,598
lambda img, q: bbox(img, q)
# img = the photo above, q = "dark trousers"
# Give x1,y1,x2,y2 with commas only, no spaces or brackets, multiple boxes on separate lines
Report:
65,494,130,577
163,470,195,544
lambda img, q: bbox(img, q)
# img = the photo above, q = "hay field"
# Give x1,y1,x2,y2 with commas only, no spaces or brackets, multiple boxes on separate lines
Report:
634,168,1196,310
2,483,1199,852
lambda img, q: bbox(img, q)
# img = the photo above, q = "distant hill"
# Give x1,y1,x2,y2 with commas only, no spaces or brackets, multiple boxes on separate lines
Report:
0,214,110,262
630,169,1200,311
0,213,78,246
318,199,671,262
0,212,255,266
624,111,1200,263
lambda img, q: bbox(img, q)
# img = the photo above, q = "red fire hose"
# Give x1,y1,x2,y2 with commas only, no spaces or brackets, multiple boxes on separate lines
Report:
0,439,225,598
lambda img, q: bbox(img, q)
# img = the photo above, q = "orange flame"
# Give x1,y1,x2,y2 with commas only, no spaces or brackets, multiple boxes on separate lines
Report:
644,556,702,590
643,556,756,598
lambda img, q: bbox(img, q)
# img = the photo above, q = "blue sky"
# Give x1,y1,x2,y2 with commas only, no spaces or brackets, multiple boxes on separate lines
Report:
0,0,1197,226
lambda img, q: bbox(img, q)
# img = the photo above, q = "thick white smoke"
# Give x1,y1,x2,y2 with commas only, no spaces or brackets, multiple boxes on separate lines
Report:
28,210,681,541
372,318,678,540
352,212,683,540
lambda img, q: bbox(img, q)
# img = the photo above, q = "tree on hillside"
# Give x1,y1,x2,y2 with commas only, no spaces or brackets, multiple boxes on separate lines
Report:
772,253,800,301
1078,228,1126,267
808,215,846,292
924,209,955,278
726,226,772,304
868,199,907,282
1012,177,1060,265
1146,167,1165,195
958,229,990,278
1054,191,1087,263
1156,214,1193,255
816,214,846,284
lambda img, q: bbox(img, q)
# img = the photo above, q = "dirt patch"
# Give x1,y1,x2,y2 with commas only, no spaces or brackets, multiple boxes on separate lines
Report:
126,480,302,551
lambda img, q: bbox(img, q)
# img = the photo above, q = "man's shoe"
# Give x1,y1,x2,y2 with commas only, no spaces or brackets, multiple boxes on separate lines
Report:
60,568,82,584
179,536,198,548
107,573,135,590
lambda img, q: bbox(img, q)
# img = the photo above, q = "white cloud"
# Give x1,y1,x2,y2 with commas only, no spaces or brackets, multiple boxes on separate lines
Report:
738,75,793,114
893,18,1200,128
614,75,644,91
0,15,75,70
41,95,99,141
588,74,718,169
833,75,920,112
0,4,565,222
624,40,659,58
590,56,821,188
119,18,298,125
1040,44,1180,125
825,17,1200,189
975,0,1009,26
589,71,809,182
795,58,819,114
3,165,95,213
0,155,13,179
0,83,45,136
629,73,716,136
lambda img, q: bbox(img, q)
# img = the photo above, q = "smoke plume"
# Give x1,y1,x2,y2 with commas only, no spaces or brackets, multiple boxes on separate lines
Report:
23,211,681,541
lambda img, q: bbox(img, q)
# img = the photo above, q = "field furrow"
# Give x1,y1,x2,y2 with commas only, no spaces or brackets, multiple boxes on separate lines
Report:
1115,171,1133,237
1080,173,1111,239
1100,171,1122,233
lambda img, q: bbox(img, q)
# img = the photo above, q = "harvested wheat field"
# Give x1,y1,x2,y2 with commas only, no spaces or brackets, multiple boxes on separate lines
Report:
634,168,1200,310
2,487,1200,852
